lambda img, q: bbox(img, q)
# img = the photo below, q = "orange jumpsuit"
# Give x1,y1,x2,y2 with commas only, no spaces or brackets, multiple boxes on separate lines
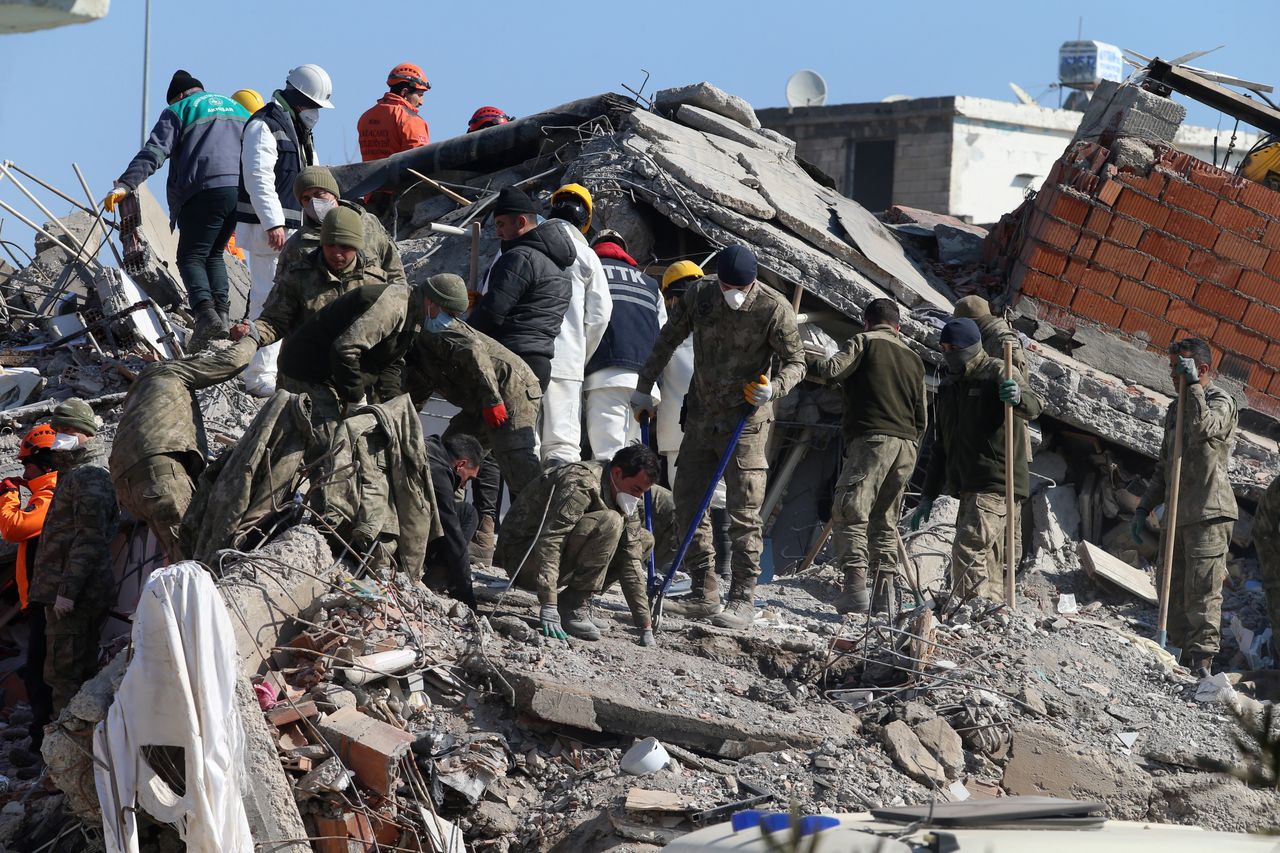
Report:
357,92,430,161
0,470,59,608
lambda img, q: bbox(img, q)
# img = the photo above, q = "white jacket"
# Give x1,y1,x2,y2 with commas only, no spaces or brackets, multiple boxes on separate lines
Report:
548,221,612,381
240,118,286,230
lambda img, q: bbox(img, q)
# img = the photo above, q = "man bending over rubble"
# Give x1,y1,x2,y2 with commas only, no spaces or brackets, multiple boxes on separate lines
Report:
27,400,119,715
914,318,1041,602
423,432,484,609
806,298,927,614
1133,338,1237,677
405,273,545,518
494,444,660,645
632,245,805,630
110,338,258,561
277,278,426,429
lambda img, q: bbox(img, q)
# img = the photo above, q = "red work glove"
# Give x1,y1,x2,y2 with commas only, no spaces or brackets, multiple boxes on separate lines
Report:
482,402,509,429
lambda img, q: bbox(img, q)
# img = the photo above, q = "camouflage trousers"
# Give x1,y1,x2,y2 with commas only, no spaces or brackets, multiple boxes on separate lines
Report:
831,434,918,582
44,604,107,715
1164,518,1232,655
674,417,770,598
508,509,624,600
447,406,542,501
114,453,196,562
951,491,1021,602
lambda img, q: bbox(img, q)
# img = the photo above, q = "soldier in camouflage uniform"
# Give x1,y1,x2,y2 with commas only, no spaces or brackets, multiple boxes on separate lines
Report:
404,274,544,503
495,444,660,645
1133,338,1238,676
953,295,1026,379
1253,475,1280,645
806,299,927,614
632,245,805,630
276,166,405,285
27,399,120,714
232,206,391,352
110,338,258,560
913,318,1042,602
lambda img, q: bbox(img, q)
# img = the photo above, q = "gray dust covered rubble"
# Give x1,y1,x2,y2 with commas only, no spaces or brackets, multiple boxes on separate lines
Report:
0,78,1277,852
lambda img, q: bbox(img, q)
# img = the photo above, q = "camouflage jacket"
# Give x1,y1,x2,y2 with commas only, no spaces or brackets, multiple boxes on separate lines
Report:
253,248,390,347
405,320,540,414
495,460,652,607
1255,475,1280,555
975,314,1027,380
109,337,258,477
28,448,119,607
1140,382,1238,524
278,200,406,287
924,351,1043,500
637,280,805,430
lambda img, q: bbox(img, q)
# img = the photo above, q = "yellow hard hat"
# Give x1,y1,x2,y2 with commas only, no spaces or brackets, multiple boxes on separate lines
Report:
662,260,704,291
232,88,265,114
551,183,593,233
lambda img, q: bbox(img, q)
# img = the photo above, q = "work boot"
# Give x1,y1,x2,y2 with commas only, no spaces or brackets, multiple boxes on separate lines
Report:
662,569,724,619
188,300,226,352
871,571,899,614
1187,653,1215,679
711,584,757,630
587,601,613,634
472,515,496,565
833,568,869,614
559,592,602,641
711,508,732,584
215,304,231,334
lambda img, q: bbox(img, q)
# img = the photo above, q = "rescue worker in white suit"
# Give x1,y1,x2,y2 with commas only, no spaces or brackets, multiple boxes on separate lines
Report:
235,64,335,316
539,183,612,466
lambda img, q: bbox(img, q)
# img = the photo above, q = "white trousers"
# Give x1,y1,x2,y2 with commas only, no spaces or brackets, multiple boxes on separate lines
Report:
586,385,638,461
237,222,289,316
540,377,584,465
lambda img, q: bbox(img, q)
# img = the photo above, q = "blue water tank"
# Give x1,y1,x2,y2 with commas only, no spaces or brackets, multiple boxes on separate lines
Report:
1059,40,1125,89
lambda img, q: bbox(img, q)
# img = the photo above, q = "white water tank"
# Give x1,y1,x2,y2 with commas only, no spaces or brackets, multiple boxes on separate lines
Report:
1058,40,1124,90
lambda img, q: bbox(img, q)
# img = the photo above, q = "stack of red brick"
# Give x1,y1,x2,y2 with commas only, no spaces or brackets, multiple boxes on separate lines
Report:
996,138,1280,412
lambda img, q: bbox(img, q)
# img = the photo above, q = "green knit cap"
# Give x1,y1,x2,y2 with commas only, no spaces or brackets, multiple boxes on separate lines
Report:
293,166,340,202
422,273,470,314
320,207,364,250
50,397,98,436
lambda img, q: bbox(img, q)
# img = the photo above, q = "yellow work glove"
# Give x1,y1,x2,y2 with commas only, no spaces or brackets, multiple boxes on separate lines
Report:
743,374,774,407
103,187,129,213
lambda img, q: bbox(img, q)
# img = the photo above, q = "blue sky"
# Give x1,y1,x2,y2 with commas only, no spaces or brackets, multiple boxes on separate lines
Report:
0,0,1272,245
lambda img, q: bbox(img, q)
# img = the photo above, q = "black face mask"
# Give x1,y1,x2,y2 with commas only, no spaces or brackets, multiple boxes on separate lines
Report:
944,342,983,375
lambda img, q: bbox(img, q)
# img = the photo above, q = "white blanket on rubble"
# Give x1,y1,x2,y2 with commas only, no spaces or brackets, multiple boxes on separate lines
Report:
94,562,253,853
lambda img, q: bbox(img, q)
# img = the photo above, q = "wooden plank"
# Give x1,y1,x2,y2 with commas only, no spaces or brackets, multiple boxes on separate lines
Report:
1078,541,1158,605
625,788,694,813
1147,60,1280,136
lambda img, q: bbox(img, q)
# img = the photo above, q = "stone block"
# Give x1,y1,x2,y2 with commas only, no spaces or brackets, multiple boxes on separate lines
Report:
880,720,947,786
913,717,965,779
655,82,761,129
316,706,416,796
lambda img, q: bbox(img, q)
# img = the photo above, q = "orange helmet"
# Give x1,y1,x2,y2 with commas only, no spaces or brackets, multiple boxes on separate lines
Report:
18,424,56,460
387,63,429,92
468,106,511,133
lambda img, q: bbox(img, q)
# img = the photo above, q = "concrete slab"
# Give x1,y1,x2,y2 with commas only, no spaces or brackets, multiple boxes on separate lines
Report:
830,193,951,310
0,0,107,33
655,82,761,130
674,104,790,156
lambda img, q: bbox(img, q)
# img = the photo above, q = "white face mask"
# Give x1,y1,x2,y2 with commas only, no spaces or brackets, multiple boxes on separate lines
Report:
615,490,640,516
722,286,749,310
307,197,338,223
51,433,81,451
298,108,320,129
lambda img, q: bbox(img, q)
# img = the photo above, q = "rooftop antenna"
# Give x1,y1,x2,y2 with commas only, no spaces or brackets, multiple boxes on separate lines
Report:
785,70,828,111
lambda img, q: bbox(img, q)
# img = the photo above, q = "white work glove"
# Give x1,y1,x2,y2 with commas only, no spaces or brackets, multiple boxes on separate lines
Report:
53,595,74,617
744,374,774,407
1176,356,1199,384
630,389,657,422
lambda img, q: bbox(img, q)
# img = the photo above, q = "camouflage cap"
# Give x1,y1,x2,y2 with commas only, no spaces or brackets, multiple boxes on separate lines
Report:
50,397,98,436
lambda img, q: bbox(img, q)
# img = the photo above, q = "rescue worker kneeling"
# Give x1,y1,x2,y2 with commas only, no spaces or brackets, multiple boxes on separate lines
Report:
495,444,661,645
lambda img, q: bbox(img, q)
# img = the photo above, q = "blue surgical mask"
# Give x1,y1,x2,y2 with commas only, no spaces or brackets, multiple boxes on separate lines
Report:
426,313,455,333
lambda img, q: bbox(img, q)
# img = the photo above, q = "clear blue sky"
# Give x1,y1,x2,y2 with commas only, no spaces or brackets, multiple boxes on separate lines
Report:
0,0,1272,247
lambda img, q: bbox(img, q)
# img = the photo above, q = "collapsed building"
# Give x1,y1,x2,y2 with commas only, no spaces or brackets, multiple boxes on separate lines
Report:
0,68,1277,851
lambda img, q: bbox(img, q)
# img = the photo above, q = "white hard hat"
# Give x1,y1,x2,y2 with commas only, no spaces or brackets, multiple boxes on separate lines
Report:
285,64,334,109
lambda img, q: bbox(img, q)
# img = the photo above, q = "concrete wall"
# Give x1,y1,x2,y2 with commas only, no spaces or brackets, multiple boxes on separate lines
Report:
0,0,107,33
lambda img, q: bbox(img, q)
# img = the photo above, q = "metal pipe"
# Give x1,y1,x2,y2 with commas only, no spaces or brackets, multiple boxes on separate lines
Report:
141,0,152,147
72,163,128,268
0,198,82,259
5,163,116,228
760,428,812,525
424,221,468,237
0,165,99,268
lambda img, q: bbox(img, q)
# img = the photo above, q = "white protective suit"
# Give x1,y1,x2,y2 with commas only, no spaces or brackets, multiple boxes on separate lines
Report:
657,336,725,506
584,298,666,460
94,562,253,853
540,220,612,465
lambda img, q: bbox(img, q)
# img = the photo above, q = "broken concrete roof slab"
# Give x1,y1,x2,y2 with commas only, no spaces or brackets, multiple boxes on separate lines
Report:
673,104,792,156
655,81,763,130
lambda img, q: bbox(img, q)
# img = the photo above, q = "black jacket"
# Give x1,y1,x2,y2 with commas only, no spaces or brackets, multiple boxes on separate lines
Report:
471,222,574,360
424,434,475,607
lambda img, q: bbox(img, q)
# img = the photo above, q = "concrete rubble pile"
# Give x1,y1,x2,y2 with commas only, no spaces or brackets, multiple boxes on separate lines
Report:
0,80,1275,851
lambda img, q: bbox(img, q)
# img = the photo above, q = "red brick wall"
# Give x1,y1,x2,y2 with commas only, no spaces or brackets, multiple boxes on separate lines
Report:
1005,140,1280,414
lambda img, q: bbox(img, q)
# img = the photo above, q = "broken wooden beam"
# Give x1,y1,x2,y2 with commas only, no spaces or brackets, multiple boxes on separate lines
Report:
1078,541,1158,605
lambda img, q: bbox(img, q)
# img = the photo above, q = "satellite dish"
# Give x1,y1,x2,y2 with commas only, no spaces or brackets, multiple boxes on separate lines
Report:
786,70,828,108
881,94,910,103
1008,82,1038,106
